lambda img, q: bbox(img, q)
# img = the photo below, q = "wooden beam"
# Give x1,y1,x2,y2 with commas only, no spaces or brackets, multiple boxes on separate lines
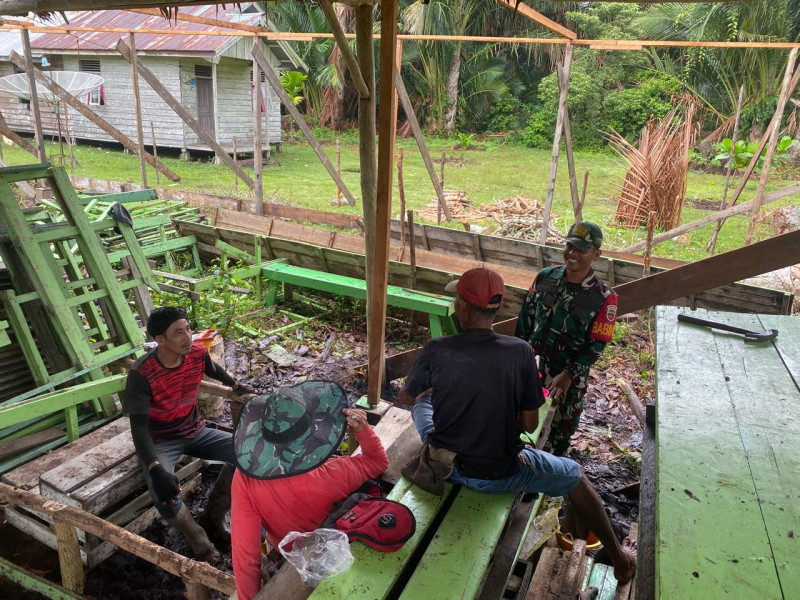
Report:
541,44,573,243
129,33,148,188
0,109,39,158
745,49,800,245
124,7,267,33
394,68,451,221
616,229,800,315
618,181,800,254
494,0,576,40
251,43,356,205
115,39,252,188
8,51,180,182
252,40,263,215
560,89,580,221
372,0,399,400
0,482,235,596
318,0,370,99
20,28,46,163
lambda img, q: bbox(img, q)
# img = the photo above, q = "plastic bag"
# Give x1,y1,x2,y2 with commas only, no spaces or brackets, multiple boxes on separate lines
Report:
278,528,355,587
522,506,561,559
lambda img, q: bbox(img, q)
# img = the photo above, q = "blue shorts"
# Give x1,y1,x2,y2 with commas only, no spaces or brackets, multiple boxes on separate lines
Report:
411,396,582,498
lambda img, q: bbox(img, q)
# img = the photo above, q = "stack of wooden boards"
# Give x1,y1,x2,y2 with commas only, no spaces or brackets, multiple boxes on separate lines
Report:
1,418,202,568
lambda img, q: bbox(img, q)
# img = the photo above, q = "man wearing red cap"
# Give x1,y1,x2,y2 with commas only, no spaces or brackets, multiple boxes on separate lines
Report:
399,268,635,584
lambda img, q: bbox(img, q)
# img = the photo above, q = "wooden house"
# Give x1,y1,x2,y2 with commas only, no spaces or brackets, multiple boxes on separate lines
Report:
0,5,305,155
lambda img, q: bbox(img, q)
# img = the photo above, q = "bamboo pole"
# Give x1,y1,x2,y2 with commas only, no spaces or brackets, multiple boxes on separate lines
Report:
745,49,800,245
318,0,370,99
397,147,406,261
55,108,65,167
252,44,357,205
561,101,580,221
8,51,180,181
618,181,800,254
707,84,745,254
407,209,417,290
62,102,75,170
20,28,46,164
541,44,573,244
394,68,451,220
0,482,235,596
252,40,263,215
579,169,589,216
336,137,342,206
116,40,250,187
129,33,148,188
355,2,378,406
150,121,159,185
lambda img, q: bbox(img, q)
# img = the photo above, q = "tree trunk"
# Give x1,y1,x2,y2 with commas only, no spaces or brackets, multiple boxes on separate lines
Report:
444,44,462,134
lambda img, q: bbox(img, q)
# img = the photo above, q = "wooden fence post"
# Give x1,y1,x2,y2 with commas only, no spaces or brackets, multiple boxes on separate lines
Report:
53,519,84,594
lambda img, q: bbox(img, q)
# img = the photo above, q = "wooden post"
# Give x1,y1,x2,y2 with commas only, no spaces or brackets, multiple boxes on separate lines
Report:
62,102,75,170
150,121,159,184
394,68,451,220
8,51,180,182
232,136,239,188
643,211,656,277
397,147,406,260
129,33,148,188
407,209,417,290
541,44,574,244
745,49,800,245
579,169,589,216
252,40,263,215
55,109,65,167
116,40,251,187
20,29,46,164
0,108,39,158
317,0,370,100
53,519,84,594
560,91,580,221
355,2,379,406
707,84,745,254
251,44,357,205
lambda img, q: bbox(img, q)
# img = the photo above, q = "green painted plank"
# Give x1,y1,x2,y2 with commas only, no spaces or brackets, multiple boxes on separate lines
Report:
0,374,126,429
0,319,9,347
262,262,455,316
707,311,800,599
106,235,198,263
0,556,83,599
399,489,516,600
80,188,157,205
310,479,458,600
655,306,783,600
760,313,800,382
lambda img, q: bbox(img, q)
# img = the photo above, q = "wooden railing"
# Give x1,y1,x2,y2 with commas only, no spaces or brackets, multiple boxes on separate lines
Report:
0,482,235,600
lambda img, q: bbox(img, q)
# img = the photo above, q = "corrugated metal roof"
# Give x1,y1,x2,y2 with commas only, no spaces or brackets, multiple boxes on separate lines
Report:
32,6,264,55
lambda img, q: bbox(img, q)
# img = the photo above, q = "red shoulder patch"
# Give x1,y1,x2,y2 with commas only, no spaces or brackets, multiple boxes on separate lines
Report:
589,295,617,342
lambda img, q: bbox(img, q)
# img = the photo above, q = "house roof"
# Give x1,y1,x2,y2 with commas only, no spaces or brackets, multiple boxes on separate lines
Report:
31,6,262,54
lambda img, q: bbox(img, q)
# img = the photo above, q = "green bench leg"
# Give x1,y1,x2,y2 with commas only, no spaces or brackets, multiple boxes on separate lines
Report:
265,279,280,307
429,315,444,338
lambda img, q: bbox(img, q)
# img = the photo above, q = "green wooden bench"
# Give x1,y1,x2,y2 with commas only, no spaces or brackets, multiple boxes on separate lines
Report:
307,397,552,600
261,260,457,338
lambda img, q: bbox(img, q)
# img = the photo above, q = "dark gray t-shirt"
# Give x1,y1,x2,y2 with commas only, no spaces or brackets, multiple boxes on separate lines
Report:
404,328,545,479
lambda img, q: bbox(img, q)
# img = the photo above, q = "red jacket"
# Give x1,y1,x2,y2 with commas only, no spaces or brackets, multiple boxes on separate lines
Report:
231,426,389,600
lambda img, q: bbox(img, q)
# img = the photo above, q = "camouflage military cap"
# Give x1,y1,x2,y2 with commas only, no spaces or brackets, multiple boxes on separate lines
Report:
233,380,349,480
565,221,603,251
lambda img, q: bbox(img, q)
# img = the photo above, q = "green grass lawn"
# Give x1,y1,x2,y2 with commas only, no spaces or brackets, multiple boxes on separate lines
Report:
3,135,798,263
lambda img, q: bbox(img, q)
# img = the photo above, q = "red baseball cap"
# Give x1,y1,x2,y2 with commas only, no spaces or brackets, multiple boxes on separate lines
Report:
445,268,505,309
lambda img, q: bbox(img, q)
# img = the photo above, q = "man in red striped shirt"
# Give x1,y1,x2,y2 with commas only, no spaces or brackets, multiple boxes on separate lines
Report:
124,307,253,561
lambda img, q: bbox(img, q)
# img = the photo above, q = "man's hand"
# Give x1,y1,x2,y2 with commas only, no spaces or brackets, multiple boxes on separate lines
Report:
234,382,256,396
547,371,572,403
344,408,368,434
149,464,181,506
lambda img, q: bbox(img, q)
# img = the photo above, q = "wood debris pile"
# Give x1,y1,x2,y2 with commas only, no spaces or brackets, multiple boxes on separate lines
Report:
610,97,698,230
419,190,472,221
420,193,548,224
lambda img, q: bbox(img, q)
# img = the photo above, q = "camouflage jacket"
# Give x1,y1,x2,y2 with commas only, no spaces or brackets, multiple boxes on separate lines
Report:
517,266,617,388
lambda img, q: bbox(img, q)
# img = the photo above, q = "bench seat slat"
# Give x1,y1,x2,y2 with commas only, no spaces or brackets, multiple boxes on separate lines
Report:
399,489,517,600
309,479,458,600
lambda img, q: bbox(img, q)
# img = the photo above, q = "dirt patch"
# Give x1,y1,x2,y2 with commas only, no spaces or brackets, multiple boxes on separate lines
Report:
688,198,724,211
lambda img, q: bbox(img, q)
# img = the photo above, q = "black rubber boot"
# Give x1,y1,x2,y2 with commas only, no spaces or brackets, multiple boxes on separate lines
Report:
167,504,214,562
197,463,234,551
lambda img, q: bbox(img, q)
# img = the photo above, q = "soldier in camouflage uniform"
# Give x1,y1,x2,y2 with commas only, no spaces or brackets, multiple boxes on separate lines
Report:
516,222,618,455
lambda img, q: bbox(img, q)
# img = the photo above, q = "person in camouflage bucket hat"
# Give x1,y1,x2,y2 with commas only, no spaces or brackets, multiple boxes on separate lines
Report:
233,380,350,479
230,384,389,600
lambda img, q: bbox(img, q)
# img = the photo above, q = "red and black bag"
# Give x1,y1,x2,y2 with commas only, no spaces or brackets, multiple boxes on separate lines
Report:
322,491,416,552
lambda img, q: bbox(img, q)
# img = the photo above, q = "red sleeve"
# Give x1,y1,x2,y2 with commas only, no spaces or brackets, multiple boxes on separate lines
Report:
589,293,618,343
231,471,265,600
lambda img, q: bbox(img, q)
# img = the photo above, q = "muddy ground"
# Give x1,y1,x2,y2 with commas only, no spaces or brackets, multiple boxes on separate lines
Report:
0,303,652,599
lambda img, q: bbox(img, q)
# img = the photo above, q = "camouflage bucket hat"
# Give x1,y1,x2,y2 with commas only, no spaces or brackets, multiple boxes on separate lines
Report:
233,380,349,480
